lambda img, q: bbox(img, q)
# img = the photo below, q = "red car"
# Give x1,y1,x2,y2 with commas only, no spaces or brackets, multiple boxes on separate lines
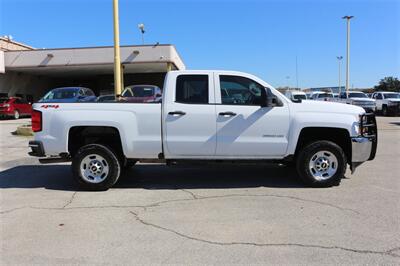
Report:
0,97,32,119
121,85,162,103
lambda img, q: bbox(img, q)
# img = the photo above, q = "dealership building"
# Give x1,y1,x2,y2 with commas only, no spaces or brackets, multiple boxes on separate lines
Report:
0,37,185,102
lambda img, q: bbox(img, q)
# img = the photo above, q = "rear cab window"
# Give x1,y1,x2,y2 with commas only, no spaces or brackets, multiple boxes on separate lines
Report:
176,75,209,104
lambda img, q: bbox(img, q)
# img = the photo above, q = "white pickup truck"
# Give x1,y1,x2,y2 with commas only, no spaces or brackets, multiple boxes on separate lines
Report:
371,91,400,116
29,70,377,190
337,91,376,113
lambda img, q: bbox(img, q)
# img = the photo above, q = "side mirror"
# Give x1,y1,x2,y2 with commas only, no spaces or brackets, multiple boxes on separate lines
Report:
260,88,268,107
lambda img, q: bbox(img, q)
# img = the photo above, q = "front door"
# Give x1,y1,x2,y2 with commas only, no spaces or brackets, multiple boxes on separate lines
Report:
164,73,217,157
214,74,290,157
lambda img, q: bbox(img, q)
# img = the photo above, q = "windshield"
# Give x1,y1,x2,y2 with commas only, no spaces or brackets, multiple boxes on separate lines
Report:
318,93,333,98
0,98,10,103
384,93,400,99
293,94,307,100
348,92,368,98
41,88,79,100
122,86,155,97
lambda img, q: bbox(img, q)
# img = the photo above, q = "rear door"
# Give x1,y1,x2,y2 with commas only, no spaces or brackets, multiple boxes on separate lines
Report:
163,72,217,157
214,73,290,157
19,98,31,114
374,93,383,110
13,98,26,114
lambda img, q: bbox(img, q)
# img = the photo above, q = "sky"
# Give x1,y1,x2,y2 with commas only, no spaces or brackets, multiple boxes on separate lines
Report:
1,0,399,88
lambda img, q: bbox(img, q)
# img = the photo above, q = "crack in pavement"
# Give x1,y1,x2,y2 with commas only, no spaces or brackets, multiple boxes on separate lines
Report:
128,211,400,258
62,192,77,208
0,192,360,215
180,189,201,199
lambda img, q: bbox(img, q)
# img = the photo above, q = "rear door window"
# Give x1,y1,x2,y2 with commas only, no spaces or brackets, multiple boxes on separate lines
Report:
176,75,209,104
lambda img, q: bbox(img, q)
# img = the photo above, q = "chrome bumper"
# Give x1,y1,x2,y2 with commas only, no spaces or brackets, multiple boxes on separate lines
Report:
352,137,373,162
350,136,377,173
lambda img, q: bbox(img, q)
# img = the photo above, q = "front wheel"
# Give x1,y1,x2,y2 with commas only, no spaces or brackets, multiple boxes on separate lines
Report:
13,110,20,119
72,144,121,191
296,141,346,187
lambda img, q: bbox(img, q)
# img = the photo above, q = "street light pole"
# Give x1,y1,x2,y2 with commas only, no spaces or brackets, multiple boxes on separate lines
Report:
342,16,353,97
113,0,122,96
337,56,343,95
138,23,145,45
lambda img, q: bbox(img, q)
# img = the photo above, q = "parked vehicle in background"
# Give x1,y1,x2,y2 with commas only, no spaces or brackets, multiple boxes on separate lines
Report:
39,87,97,103
310,91,334,101
121,85,162,103
29,70,377,190
284,90,307,102
337,91,376,112
372,91,400,116
333,93,339,99
97,94,116,102
0,97,32,119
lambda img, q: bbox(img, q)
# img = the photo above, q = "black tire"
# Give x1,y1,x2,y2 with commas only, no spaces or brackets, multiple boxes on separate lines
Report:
382,105,388,116
72,144,121,191
296,141,346,187
13,110,20,120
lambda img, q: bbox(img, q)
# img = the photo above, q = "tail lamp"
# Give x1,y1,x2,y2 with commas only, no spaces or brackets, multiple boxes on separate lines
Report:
31,110,42,132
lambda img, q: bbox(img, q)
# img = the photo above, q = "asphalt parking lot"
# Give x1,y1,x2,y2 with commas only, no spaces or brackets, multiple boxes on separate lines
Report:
1,116,399,264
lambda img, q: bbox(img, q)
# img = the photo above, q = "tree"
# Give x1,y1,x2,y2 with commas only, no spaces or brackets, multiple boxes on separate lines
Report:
374,77,400,92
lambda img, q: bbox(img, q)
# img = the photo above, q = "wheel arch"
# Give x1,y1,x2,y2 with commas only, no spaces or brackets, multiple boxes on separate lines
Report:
294,127,352,164
68,126,125,159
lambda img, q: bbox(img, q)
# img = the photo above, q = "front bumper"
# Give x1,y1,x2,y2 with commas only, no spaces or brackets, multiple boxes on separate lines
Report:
0,110,14,116
350,113,378,173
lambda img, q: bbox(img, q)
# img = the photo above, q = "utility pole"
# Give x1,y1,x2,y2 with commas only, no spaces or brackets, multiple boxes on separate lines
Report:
286,76,290,90
342,16,354,97
113,0,122,96
337,56,343,95
295,56,299,90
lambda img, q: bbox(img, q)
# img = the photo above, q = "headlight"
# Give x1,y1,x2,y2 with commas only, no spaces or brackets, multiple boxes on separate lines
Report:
359,114,368,124
353,123,360,135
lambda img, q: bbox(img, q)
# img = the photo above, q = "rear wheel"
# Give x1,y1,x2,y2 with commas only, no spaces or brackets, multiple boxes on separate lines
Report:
13,110,20,120
296,141,346,187
72,144,121,191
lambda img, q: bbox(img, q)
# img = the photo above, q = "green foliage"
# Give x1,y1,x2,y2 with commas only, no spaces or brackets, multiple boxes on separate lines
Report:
374,77,400,92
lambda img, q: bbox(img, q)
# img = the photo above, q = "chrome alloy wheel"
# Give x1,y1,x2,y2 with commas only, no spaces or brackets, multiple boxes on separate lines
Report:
308,150,338,181
80,154,109,183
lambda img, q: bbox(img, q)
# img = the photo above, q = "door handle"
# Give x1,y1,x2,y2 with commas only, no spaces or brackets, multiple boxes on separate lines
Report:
168,111,186,116
219,111,237,116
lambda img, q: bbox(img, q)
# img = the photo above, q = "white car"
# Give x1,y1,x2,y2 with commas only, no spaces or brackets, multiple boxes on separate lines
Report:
372,91,400,116
337,91,376,113
284,90,307,102
28,70,377,190
309,91,334,101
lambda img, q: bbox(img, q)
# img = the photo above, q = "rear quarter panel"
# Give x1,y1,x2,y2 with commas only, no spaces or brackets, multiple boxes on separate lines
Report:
33,103,162,158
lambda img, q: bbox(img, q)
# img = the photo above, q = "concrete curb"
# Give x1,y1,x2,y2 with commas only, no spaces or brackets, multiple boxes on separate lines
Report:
15,125,33,136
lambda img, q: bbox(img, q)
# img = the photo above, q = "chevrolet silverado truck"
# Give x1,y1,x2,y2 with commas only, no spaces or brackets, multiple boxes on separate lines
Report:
28,70,377,190
336,91,376,112
372,91,400,116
